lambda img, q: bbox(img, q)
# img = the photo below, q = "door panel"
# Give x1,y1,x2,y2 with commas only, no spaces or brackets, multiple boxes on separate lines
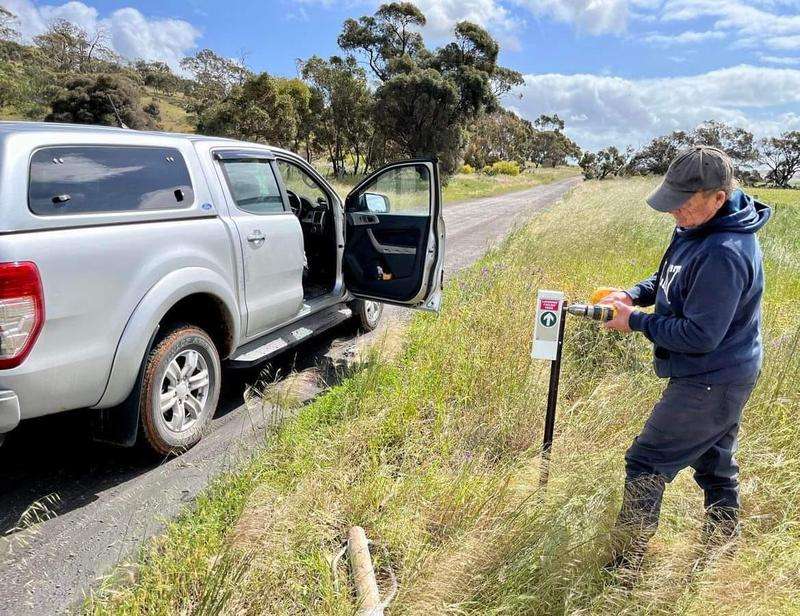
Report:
215,152,304,337
343,160,444,310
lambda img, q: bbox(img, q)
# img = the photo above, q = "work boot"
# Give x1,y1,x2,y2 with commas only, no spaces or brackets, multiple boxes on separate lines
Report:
604,525,653,574
701,506,740,549
688,507,740,574
604,474,666,574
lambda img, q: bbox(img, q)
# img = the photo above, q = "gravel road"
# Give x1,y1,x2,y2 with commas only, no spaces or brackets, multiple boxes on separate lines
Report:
0,176,580,615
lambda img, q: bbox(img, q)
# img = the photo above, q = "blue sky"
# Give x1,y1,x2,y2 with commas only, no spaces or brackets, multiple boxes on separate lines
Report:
4,0,800,150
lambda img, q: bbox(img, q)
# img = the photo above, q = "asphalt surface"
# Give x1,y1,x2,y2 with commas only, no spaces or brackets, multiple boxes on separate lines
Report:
0,176,580,615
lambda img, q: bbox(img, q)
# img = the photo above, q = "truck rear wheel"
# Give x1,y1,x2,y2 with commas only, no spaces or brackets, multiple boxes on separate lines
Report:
138,323,221,455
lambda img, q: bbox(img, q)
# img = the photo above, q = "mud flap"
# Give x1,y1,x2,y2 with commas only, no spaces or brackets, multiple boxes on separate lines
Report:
91,325,159,448
90,370,143,447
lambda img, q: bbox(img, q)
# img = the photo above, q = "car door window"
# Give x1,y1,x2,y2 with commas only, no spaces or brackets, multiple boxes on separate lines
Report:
351,165,430,216
220,159,284,215
276,160,328,207
342,160,442,309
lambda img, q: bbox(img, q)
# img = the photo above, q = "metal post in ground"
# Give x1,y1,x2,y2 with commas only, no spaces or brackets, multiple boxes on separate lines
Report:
538,304,567,489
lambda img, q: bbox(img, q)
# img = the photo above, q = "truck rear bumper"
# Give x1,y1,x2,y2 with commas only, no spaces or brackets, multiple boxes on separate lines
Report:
0,390,20,433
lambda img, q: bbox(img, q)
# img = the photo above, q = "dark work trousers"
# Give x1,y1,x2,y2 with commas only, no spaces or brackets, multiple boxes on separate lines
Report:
621,376,758,532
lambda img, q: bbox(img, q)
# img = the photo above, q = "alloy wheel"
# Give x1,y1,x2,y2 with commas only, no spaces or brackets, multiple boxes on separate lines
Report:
159,349,210,434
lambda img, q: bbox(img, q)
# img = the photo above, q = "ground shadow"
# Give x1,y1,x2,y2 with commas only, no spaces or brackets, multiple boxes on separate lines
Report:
0,320,360,536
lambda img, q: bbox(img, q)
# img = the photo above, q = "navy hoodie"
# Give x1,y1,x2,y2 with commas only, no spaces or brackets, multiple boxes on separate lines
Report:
627,190,771,384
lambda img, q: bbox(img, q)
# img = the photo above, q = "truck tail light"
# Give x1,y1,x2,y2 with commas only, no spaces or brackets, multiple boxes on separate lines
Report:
0,262,44,369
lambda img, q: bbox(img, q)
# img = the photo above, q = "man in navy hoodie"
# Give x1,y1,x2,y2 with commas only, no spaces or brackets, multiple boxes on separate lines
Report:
601,145,771,569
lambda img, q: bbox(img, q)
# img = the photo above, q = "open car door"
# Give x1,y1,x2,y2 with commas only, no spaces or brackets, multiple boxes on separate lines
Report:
343,159,445,312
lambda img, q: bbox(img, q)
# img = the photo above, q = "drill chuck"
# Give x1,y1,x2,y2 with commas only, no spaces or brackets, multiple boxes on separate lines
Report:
567,303,616,322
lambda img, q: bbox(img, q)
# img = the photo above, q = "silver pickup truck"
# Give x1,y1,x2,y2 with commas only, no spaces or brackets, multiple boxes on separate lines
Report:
0,122,445,454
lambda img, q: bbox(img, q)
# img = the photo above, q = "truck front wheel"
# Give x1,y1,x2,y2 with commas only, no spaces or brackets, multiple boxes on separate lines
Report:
351,300,384,332
138,323,221,455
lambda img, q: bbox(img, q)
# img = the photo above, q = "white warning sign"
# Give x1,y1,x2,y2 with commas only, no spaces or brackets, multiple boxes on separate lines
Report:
531,290,565,361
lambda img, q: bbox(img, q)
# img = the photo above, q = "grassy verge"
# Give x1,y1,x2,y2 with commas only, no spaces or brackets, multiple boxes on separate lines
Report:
442,167,580,202
328,166,580,205
87,179,800,615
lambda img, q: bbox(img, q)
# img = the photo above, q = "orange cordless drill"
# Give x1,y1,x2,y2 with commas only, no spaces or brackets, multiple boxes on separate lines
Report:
566,287,621,322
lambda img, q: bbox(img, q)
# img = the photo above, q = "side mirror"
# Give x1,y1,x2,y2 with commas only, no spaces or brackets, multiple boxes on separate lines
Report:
362,192,390,214
316,196,328,207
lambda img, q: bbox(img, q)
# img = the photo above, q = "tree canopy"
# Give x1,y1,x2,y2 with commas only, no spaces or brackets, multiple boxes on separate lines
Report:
463,110,580,170
34,19,118,74
335,4,522,174
760,131,800,188
301,55,372,175
180,49,251,112
197,72,313,151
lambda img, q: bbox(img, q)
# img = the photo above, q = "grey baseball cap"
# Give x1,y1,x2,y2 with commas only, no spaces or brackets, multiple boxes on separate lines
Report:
646,145,734,212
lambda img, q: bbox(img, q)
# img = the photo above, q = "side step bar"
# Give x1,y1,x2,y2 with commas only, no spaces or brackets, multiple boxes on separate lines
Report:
227,303,353,369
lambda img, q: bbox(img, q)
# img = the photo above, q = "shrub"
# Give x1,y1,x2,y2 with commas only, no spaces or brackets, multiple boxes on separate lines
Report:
461,164,475,175
489,160,521,176
144,101,161,120
46,74,155,129
482,164,493,175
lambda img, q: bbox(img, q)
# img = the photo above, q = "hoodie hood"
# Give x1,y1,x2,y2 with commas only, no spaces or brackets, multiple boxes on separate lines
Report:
678,189,771,238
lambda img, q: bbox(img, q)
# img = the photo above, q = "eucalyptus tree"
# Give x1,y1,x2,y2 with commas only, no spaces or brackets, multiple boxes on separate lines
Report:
339,3,522,174
761,131,800,188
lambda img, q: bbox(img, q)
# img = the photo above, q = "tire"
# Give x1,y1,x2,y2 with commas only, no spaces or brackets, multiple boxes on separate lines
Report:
351,299,384,332
138,323,221,455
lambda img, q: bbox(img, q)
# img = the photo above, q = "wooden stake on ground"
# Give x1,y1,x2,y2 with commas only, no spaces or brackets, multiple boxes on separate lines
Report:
347,526,383,616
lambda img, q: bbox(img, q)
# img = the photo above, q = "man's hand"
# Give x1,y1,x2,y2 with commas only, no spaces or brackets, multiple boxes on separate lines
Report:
604,301,635,333
598,291,633,307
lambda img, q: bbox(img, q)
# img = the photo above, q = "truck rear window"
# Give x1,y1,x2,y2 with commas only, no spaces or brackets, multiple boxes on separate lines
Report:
28,146,195,215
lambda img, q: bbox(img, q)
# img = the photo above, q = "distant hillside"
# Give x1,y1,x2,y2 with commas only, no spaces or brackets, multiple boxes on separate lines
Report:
2,86,195,132
137,91,195,134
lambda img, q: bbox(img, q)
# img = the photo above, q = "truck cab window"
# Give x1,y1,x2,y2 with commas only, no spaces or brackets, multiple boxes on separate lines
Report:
276,160,329,216
220,159,284,215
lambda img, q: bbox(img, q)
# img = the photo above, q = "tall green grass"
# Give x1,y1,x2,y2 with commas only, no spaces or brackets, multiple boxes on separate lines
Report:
87,178,800,615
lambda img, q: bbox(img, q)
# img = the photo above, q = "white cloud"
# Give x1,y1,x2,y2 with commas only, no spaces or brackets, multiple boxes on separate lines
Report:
414,0,521,49
414,0,515,34
513,0,628,35
2,0,48,34
39,1,99,32
642,29,725,45
759,54,800,65
505,0,800,56
662,0,800,51
2,0,201,69
505,64,800,151
104,8,200,67
511,0,661,35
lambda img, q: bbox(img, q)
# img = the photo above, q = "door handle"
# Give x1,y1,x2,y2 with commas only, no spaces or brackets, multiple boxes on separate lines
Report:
247,230,266,243
349,213,379,226
366,229,416,255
